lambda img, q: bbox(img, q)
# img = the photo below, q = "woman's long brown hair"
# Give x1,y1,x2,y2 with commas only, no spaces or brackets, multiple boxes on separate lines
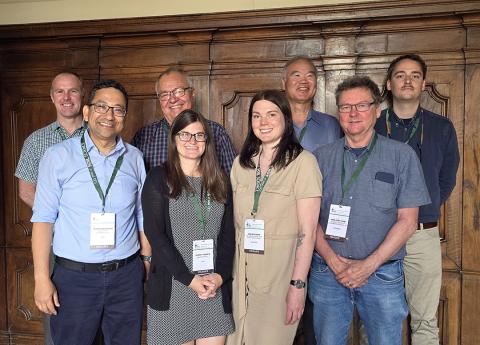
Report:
165,109,228,203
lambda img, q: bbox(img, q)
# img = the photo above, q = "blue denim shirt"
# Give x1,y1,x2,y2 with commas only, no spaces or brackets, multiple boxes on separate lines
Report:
294,109,342,152
32,130,146,263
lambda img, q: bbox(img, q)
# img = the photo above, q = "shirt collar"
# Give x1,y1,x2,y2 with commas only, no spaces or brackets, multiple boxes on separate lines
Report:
343,131,377,156
51,120,87,133
84,129,125,156
160,118,171,132
390,106,421,127
293,109,313,130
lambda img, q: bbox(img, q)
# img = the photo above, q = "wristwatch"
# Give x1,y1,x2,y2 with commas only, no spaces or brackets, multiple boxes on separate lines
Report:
140,255,152,263
290,279,306,289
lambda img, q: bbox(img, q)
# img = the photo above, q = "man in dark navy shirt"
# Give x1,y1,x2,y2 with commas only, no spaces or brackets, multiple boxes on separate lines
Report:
374,54,460,345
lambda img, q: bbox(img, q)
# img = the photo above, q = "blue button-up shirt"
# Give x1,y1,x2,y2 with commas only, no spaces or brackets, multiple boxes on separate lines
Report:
32,130,146,263
294,109,342,152
314,134,431,260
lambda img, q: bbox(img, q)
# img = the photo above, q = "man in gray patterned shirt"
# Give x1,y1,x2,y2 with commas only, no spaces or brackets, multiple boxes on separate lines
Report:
15,71,86,345
15,72,86,208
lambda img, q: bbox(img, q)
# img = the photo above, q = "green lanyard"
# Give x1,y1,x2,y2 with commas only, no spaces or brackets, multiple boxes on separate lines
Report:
386,109,423,145
298,125,307,144
80,133,124,213
251,160,273,216
190,192,211,239
160,119,170,133
341,133,378,204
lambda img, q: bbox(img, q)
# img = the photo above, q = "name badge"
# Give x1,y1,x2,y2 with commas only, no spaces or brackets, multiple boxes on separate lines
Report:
244,218,265,254
192,239,214,275
325,204,351,241
90,213,116,249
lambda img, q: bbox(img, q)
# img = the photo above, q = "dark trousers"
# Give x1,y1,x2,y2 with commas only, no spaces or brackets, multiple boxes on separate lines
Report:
50,257,144,345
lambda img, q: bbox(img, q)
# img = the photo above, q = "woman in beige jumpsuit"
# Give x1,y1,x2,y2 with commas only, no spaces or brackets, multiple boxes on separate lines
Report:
227,90,321,345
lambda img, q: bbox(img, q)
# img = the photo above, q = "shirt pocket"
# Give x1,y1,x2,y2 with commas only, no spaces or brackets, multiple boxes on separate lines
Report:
263,184,294,211
369,178,396,212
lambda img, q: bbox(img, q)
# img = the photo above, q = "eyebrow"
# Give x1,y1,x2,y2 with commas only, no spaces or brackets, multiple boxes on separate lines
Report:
92,100,125,107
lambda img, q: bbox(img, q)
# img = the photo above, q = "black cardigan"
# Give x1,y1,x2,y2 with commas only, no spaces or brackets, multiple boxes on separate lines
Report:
142,165,235,313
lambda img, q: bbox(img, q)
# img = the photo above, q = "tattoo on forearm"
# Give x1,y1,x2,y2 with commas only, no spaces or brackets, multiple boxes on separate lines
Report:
297,233,305,247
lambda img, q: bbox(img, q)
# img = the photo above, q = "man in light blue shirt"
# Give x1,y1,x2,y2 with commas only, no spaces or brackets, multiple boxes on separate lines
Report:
31,79,150,345
282,56,341,153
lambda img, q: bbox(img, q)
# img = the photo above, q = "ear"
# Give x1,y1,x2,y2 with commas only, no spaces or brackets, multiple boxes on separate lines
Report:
191,87,196,102
82,104,90,122
421,80,426,91
375,104,382,119
50,92,55,104
281,78,286,90
386,79,392,91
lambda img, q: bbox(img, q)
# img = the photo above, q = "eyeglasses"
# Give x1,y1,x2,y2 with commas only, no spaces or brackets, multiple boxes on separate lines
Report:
176,131,207,142
89,103,127,117
338,101,375,113
158,87,192,101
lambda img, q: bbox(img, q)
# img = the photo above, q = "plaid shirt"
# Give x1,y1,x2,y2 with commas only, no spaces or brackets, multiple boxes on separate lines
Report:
132,118,236,173
15,121,86,184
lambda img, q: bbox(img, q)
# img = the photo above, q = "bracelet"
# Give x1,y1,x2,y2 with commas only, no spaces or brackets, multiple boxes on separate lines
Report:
140,255,152,262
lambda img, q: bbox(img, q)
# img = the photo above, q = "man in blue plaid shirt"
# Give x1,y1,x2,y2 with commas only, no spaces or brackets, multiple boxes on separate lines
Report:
132,67,236,173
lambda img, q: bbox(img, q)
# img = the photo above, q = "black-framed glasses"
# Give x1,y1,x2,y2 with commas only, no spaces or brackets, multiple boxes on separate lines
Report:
158,87,192,101
176,131,207,142
338,101,375,113
89,103,127,117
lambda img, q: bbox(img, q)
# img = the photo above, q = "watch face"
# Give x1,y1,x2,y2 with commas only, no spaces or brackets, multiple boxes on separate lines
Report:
291,280,305,288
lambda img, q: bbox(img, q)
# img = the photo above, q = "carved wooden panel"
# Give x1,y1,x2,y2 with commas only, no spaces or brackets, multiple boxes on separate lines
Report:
7,96,54,246
0,249,6,332
0,2,479,344
6,249,42,333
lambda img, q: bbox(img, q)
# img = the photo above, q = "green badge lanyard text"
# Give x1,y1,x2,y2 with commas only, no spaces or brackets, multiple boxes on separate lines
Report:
386,109,424,145
80,134,124,213
251,159,273,217
190,192,211,240
340,133,378,204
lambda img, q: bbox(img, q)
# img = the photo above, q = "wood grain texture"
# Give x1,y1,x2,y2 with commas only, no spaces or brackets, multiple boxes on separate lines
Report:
0,1,479,344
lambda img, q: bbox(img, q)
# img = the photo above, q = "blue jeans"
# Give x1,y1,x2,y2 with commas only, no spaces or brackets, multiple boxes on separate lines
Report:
308,253,408,345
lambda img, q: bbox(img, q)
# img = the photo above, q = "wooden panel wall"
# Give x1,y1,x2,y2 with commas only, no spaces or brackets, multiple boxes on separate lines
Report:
1,0,479,344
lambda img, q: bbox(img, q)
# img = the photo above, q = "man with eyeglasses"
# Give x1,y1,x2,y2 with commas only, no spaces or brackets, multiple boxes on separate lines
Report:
372,54,459,345
15,71,88,345
31,80,150,345
309,76,430,345
132,67,236,173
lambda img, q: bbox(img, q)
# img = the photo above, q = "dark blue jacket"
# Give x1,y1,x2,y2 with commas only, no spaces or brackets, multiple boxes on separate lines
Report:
375,107,459,222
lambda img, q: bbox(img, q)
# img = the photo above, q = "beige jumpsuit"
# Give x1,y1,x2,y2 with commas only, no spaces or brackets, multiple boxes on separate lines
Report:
227,151,322,345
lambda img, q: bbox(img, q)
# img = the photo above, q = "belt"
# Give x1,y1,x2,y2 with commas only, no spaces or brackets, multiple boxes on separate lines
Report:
418,222,437,230
55,251,139,272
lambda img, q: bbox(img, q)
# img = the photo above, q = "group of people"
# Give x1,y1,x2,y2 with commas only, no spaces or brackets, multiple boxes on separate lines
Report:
16,53,459,345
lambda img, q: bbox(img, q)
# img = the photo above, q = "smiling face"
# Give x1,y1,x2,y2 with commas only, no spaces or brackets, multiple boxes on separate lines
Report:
175,121,206,164
50,73,83,120
338,87,380,147
251,99,286,147
157,71,195,125
387,58,425,104
283,59,317,105
83,87,126,144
